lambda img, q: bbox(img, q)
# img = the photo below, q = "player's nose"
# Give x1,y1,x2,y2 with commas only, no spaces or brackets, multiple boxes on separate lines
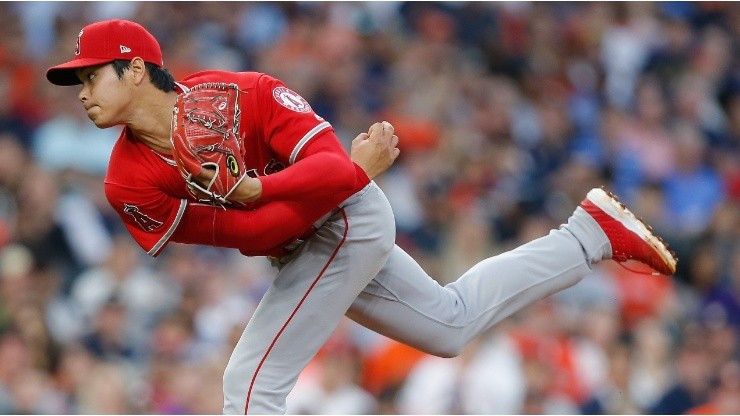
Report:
78,85,90,104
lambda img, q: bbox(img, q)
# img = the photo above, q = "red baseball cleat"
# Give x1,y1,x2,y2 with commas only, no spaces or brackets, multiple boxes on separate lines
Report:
580,188,677,275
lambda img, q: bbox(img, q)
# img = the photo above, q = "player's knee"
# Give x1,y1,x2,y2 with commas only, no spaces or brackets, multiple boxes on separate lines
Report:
431,344,464,358
418,337,466,358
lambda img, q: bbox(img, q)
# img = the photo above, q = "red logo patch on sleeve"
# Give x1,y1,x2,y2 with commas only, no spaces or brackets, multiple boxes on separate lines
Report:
272,87,312,113
124,203,164,232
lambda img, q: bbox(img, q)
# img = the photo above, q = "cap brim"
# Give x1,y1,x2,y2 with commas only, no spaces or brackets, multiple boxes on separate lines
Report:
46,57,115,86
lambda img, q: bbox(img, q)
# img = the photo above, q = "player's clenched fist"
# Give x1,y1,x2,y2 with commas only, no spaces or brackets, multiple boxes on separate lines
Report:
350,121,400,179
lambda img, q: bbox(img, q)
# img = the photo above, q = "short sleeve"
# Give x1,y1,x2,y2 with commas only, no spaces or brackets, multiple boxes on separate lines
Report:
256,74,333,164
105,182,187,257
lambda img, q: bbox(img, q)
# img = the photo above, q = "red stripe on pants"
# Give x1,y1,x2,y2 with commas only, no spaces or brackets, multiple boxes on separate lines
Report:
244,209,348,414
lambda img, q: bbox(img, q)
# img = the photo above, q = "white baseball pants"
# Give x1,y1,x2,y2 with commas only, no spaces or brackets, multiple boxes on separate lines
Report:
223,182,610,414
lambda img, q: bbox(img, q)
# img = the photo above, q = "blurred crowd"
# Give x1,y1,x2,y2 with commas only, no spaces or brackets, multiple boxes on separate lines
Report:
0,1,738,414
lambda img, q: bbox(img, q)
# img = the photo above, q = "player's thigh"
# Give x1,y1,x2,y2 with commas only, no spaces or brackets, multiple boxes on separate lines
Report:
231,186,396,367
346,245,463,329
224,183,396,411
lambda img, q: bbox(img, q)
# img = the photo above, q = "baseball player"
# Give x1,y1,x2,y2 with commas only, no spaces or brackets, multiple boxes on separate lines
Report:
47,20,677,415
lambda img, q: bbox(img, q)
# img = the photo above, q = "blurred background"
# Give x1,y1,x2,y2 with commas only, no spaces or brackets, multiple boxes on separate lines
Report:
0,1,738,414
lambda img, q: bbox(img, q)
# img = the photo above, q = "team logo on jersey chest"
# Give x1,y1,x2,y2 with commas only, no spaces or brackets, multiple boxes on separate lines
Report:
272,87,312,113
243,160,286,178
123,203,164,232
263,159,285,175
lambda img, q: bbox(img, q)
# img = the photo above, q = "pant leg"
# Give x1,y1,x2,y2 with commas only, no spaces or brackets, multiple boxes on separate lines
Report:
223,183,395,414
347,211,608,358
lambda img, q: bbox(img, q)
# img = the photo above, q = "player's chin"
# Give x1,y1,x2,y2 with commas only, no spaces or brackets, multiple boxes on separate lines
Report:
88,113,116,129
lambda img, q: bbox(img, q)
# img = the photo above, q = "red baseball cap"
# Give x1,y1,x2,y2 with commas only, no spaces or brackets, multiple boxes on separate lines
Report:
46,19,164,86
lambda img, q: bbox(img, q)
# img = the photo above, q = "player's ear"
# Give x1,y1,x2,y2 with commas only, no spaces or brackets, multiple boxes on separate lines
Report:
129,57,147,85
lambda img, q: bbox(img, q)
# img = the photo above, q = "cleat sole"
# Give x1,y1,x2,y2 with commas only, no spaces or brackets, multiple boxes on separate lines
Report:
586,188,678,274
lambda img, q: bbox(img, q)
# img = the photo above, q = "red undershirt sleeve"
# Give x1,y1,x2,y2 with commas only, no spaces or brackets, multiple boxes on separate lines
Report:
170,163,369,255
258,130,359,201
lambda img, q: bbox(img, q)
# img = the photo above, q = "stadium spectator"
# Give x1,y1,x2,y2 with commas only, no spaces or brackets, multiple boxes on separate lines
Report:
0,2,736,414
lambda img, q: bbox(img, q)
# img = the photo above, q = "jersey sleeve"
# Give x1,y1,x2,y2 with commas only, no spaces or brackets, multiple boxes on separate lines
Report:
258,133,361,201
171,164,369,257
255,74,333,164
105,182,187,257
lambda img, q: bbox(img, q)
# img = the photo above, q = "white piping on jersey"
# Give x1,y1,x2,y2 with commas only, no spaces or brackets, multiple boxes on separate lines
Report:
289,121,332,165
175,82,190,93
159,82,188,166
148,199,187,257
152,151,177,166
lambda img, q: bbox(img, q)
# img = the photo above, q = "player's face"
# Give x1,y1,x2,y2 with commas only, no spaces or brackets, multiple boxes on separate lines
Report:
76,64,133,128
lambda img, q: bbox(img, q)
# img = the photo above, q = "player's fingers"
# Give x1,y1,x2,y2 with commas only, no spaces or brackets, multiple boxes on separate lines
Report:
368,122,382,136
391,134,399,148
353,133,369,144
368,124,389,147
198,165,217,181
382,120,394,136
391,147,400,160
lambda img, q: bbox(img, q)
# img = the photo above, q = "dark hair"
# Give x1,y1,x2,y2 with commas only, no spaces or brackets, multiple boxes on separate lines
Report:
111,59,176,92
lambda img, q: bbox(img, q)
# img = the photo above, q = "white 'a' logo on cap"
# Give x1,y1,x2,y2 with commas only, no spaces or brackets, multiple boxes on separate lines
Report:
75,29,83,56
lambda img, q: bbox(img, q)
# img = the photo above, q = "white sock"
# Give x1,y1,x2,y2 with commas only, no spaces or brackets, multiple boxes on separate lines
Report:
561,206,612,264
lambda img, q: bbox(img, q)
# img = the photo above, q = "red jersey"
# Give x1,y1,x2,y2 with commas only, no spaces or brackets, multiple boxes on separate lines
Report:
105,71,369,257
180,71,336,201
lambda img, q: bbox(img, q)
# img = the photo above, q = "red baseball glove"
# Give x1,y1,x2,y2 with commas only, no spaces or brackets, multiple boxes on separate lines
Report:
171,82,247,206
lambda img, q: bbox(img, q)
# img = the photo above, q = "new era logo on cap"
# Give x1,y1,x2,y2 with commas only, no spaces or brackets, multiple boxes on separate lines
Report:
46,19,164,86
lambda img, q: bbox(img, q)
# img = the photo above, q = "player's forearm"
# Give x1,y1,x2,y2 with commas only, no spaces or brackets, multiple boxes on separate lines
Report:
171,174,365,253
171,203,313,250
257,150,358,201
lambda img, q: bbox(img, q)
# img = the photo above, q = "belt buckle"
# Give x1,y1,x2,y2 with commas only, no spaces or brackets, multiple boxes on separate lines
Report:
283,238,306,253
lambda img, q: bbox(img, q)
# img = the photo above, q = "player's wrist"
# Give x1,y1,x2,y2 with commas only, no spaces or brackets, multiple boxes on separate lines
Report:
232,176,262,202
